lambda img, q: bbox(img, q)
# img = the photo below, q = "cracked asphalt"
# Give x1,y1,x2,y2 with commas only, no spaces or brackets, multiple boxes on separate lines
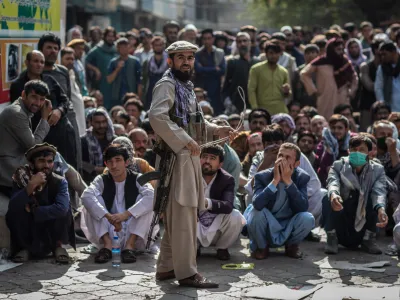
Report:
1,235,400,299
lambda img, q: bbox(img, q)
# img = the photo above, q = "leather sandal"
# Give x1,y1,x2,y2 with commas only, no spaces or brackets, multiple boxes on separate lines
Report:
54,247,70,264
95,248,112,264
121,249,137,263
285,244,303,259
156,270,176,281
179,273,219,289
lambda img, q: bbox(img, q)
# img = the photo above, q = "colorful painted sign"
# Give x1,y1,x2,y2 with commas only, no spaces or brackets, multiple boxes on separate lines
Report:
0,0,61,37
0,0,65,105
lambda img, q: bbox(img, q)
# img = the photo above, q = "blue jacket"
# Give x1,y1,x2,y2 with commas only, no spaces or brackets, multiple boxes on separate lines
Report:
253,167,310,212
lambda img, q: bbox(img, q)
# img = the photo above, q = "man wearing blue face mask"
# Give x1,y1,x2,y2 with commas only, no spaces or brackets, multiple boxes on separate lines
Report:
323,135,388,255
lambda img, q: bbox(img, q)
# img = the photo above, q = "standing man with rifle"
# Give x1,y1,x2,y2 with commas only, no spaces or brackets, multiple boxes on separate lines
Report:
148,41,234,288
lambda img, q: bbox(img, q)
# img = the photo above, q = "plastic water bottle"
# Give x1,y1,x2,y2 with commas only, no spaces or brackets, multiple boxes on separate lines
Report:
112,235,121,268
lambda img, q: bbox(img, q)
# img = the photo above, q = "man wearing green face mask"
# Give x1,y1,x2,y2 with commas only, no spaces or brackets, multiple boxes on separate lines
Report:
323,135,388,255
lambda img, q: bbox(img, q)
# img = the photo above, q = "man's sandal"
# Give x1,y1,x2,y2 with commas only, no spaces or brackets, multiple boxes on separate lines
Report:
94,248,112,263
121,249,136,263
54,247,70,264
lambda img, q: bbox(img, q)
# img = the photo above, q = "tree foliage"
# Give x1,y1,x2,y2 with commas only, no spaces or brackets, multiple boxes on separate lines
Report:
248,0,400,30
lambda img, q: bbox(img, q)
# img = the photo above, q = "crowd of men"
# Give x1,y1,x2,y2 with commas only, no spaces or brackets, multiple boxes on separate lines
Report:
0,19,400,288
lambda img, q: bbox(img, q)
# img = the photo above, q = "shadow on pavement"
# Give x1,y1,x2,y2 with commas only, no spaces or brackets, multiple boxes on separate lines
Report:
325,244,400,286
0,256,70,295
75,247,157,277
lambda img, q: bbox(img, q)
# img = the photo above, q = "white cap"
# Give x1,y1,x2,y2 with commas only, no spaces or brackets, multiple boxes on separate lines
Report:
185,24,198,32
280,25,293,33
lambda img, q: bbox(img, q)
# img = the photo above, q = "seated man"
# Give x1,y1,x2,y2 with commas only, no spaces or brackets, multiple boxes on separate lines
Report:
372,120,400,222
297,131,319,171
115,111,136,132
128,128,149,159
6,143,75,263
316,114,353,188
230,108,271,161
197,145,246,260
245,124,325,234
271,113,296,143
241,132,263,178
333,103,358,133
0,80,51,197
210,118,242,209
81,108,116,184
112,136,155,176
323,135,388,255
141,119,157,167
245,143,314,259
310,115,328,144
81,144,156,264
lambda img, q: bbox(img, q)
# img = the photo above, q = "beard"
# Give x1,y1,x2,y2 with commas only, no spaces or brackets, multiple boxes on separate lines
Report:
171,67,192,82
33,167,52,177
302,148,313,155
154,50,164,55
238,46,249,56
104,40,114,47
350,52,359,59
136,147,146,154
94,127,107,136
44,59,55,66
202,164,218,176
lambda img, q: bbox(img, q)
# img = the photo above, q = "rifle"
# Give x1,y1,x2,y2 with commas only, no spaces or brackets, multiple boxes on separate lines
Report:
137,146,176,250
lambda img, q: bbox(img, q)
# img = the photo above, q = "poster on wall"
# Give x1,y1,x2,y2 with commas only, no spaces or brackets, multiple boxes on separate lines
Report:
6,44,20,82
1,39,38,91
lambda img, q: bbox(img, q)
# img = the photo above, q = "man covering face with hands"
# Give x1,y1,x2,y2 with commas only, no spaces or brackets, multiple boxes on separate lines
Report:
244,143,314,260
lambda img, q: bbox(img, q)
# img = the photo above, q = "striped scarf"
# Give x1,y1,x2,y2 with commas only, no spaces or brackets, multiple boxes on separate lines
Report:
322,127,350,160
163,69,194,127
85,108,115,166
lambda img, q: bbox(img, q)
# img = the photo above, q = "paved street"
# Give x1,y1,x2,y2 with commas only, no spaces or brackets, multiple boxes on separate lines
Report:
1,233,399,300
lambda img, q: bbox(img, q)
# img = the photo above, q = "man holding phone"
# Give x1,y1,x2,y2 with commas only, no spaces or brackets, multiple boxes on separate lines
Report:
323,135,387,255
245,143,314,260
